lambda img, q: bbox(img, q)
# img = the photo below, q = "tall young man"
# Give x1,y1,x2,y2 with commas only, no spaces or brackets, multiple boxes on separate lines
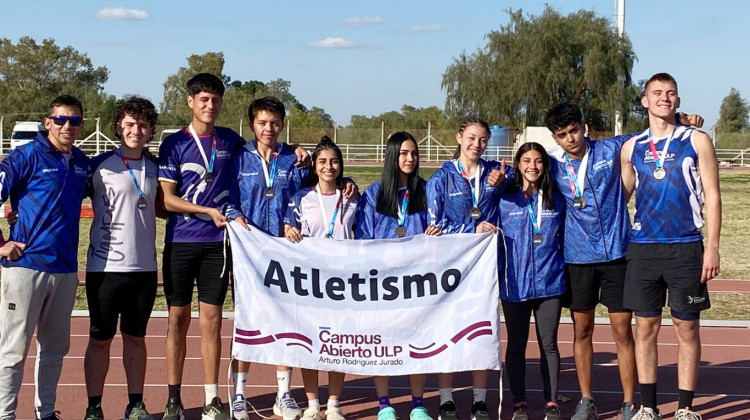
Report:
82,97,160,420
544,103,638,420
158,73,246,420
0,95,90,420
620,73,721,420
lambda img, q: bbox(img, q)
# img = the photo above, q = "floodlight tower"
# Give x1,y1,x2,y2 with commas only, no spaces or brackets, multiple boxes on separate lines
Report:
614,0,625,135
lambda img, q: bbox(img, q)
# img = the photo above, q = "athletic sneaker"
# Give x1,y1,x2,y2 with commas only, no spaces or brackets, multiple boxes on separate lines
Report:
301,407,323,420
124,401,155,420
618,402,638,420
83,405,103,420
232,394,250,420
410,406,433,420
163,397,185,420
511,405,529,420
377,407,397,420
470,401,490,420
273,393,302,420
630,407,662,420
570,398,598,420
325,407,346,420
544,404,561,420
673,408,702,420
438,401,459,420
202,397,230,420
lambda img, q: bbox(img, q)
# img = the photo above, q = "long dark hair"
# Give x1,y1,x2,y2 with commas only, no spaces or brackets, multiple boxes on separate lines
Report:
512,142,556,210
376,132,427,218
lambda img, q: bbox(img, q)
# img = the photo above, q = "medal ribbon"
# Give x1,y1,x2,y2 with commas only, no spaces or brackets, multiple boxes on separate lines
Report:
397,189,410,228
258,151,279,189
316,185,342,237
647,127,677,171
456,159,481,208
562,145,589,199
117,148,146,201
523,190,543,235
188,124,217,177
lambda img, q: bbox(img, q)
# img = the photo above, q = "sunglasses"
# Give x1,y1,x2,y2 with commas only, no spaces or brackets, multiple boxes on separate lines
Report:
48,115,83,127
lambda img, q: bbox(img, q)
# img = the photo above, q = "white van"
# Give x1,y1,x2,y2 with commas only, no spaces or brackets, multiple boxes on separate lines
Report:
11,121,46,149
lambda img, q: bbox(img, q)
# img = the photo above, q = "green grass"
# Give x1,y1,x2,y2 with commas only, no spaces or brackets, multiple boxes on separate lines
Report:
3,168,750,320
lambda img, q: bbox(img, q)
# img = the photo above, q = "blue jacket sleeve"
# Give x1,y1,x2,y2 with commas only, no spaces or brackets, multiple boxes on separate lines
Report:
354,185,377,239
283,192,302,230
0,149,30,204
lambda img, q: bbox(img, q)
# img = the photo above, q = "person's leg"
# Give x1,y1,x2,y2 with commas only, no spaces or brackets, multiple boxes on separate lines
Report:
275,366,302,420
533,297,562,404
326,371,345,419
599,258,637,408
436,373,457,420
163,242,199,413
672,317,700,406
34,271,78,419
634,315,661,409
408,375,430,420
199,302,223,393
119,271,157,415
302,369,320,404
500,299,532,405
83,271,119,417
0,267,46,419
570,309,595,399
195,242,230,414
166,304,191,385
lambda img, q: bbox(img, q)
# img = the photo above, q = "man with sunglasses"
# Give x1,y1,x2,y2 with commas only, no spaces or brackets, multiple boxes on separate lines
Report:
0,95,90,420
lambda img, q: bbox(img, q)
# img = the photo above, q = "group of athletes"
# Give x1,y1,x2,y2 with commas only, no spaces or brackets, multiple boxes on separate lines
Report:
0,71,719,420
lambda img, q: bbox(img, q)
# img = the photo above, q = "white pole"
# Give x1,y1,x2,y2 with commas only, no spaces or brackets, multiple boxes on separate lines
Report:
427,121,432,162
96,117,101,155
0,115,4,155
614,0,625,135
239,119,243,138
287,120,290,143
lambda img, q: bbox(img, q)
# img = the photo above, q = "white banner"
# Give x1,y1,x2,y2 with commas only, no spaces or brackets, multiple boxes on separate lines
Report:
228,222,501,375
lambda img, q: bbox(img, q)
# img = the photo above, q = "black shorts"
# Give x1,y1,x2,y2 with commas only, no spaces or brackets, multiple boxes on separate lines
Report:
624,242,710,314
163,241,230,307
564,258,629,312
86,271,158,341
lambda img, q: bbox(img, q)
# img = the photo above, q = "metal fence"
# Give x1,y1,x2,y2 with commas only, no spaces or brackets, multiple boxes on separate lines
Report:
1,122,747,167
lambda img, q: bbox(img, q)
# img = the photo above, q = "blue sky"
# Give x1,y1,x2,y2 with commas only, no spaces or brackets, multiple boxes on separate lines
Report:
3,0,748,130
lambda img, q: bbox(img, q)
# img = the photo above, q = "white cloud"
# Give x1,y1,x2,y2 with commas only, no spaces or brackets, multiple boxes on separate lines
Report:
408,24,445,33
96,7,149,20
342,16,384,28
310,37,361,49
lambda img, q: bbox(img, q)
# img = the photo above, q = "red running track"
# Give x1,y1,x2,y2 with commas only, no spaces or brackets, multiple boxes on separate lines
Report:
11,314,750,420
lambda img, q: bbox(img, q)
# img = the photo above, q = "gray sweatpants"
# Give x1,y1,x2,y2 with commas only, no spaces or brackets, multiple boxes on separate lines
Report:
0,267,78,420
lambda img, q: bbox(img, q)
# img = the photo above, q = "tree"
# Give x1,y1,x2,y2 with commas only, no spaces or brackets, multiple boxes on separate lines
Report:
160,52,229,124
349,105,448,129
441,7,639,130
716,88,749,133
0,36,113,136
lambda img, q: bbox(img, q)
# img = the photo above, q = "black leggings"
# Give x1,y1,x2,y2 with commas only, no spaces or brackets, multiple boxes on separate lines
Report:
501,296,562,404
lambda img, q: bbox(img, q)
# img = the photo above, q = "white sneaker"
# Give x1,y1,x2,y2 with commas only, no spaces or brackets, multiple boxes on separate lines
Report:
301,408,323,420
674,409,702,420
232,394,249,420
273,393,302,420
325,407,346,420
631,407,662,420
